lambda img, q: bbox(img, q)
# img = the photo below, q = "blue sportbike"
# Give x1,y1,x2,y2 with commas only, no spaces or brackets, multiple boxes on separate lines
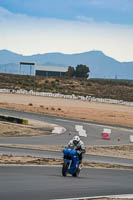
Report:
62,147,80,177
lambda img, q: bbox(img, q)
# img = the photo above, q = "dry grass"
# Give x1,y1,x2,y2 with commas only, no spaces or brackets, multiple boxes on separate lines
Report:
1,74,133,102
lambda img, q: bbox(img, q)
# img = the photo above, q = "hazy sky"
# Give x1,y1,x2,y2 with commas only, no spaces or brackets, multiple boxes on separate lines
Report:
0,0,133,61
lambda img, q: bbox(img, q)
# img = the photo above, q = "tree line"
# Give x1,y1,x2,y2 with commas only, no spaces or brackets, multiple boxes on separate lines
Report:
66,64,90,78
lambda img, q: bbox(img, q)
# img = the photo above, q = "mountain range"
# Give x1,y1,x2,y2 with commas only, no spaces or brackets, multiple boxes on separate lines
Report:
0,49,133,79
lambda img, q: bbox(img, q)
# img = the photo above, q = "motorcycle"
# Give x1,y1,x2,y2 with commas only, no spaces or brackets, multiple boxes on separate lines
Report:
62,147,80,177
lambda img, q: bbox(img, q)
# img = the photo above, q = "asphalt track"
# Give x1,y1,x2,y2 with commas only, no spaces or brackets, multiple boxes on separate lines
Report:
0,108,133,199
0,108,132,146
0,166,133,200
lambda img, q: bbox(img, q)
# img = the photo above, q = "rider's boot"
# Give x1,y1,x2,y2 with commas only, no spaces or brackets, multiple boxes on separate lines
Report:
79,160,83,169
79,164,82,169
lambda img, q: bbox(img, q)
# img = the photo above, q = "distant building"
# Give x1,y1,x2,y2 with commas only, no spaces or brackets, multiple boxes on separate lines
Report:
20,62,36,75
35,66,68,77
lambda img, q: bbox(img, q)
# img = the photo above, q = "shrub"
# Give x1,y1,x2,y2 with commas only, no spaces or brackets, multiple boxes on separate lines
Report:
51,81,55,85
55,79,60,83
45,80,49,84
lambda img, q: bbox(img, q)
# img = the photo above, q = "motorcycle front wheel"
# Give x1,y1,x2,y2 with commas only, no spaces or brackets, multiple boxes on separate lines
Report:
62,162,69,177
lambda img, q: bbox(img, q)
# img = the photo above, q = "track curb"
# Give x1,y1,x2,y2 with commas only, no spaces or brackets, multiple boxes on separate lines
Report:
53,194,133,200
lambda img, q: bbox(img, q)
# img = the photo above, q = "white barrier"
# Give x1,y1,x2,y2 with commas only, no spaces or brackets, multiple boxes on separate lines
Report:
52,126,66,134
0,88,133,107
130,135,133,143
103,128,111,134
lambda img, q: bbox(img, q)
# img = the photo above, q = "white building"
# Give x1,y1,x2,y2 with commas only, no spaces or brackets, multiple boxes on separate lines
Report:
35,66,68,77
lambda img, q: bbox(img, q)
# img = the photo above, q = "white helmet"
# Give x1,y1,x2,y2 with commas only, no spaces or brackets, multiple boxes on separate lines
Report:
73,135,80,145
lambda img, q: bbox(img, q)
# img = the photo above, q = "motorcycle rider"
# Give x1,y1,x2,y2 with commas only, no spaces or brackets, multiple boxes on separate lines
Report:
67,135,85,165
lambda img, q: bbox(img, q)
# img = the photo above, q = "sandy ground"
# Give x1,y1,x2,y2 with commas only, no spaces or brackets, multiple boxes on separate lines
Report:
0,154,62,165
0,120,54,137
0,93,133,127
0,154,133,170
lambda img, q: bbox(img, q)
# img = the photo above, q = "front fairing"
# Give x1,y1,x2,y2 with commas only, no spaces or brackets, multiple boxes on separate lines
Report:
63,148,79,175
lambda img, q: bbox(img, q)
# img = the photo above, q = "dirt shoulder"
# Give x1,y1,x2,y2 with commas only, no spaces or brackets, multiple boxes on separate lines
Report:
0,93,133,128
0,154,133,170
0,143,133,160
0,120,55,137
0,94,133,127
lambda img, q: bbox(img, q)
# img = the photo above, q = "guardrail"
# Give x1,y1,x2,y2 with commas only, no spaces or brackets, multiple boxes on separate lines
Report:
0,114,28,125
0,88,133,107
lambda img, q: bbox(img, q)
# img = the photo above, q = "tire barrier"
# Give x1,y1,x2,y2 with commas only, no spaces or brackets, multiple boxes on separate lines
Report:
0,115,28,125
0,88,133,107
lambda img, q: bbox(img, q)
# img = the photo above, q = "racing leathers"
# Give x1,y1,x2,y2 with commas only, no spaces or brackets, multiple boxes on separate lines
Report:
67,138,85,164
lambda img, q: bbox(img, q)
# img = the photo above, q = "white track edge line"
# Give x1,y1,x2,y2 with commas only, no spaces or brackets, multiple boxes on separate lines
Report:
52,194,133,200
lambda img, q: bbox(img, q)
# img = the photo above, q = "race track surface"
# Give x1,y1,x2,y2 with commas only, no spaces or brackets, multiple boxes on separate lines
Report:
0,166,133,200
0,108,133,200
0,108,132,146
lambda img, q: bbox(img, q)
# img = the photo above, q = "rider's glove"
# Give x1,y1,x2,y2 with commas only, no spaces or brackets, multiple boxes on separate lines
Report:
76,146,81,151
77,150,81,155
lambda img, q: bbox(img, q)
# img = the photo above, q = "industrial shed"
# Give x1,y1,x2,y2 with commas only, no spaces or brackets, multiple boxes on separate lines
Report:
35,66,68,77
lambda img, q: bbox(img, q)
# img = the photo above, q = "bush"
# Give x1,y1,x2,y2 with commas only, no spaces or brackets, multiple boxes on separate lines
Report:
40,105,44,108
55,79,60,83
51,81,55,85
45,80,49,84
